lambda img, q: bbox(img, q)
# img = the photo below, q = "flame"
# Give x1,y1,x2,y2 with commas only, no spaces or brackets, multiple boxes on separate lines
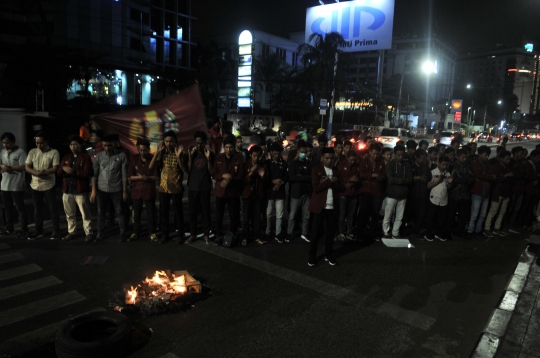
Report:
127,286,137,304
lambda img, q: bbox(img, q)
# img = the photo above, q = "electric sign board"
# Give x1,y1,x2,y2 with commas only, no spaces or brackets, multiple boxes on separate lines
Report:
305,0,395,52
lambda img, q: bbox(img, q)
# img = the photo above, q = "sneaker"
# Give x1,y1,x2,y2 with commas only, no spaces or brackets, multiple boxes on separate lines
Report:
392,235,402,240
383,232,391,239
128,233,138,242
508,228,520,234
493,229,507,237
346,233,357,241
28,232,44,241
285,234,293,243
275,236,284,244
150,233,158,242
337,234,346,242
301,234,310,243
435,234,447,242
308,257,316,267
15,230,28,239
423,234,434,242
483,230,494,238
325,256,337,266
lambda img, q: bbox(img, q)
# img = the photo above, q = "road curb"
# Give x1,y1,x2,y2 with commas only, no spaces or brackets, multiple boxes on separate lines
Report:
470,228,539,358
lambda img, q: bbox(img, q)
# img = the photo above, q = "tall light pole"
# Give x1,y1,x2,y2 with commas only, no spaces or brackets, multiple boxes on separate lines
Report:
421,60,437,131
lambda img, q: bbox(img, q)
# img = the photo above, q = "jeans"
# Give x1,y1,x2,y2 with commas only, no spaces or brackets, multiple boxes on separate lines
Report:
467,194,490,233
97,190,125,235
357,193,384,237
159,192,184,237
338,196,357,235
266,199,284,236
216,196,240,236
132,198,155,235
484,197,510,231
1,191,28,232
382,198,406,237
425,202,448,237
188,190,211,237
243,195,264,240
287,195,310,236
62,193,93,235
310,209,337,260
31,187,60,235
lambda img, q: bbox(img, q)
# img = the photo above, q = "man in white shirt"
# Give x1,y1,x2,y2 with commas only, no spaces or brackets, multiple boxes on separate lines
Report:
0,132,29,238
25,131,60,240
424,155,453,242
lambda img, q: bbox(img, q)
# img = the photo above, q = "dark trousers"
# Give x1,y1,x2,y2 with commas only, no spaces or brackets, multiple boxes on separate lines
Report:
31,187,60,235
215,196,240,236
242,195,263,240
425,202,448,237
516,194,538,228
310,209,337,259
446,198,471,234
339,196,357,235
97,190,125,235
507,193,524,228
159,192,183,238
132,198,155,235
412,196,427,233
188,190,211,237
1,191,28,231
357,193,383,237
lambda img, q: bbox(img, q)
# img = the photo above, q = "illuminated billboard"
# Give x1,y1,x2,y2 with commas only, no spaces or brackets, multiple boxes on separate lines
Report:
305,0,395,52
238,98,251,108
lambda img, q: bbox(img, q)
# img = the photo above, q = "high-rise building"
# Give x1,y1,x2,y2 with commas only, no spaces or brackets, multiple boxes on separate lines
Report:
0,0,196,107
455,45,535,116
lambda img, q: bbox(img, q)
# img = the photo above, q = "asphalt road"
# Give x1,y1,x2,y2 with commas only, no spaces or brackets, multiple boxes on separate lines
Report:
0,139,538,358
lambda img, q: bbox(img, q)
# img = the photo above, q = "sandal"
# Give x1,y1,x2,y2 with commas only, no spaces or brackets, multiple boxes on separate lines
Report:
185,235,196,244
241,239,248,246
255,238,267,245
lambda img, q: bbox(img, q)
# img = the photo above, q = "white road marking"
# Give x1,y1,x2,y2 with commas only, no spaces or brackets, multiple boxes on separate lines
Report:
0,264,42,282
0,276,62,301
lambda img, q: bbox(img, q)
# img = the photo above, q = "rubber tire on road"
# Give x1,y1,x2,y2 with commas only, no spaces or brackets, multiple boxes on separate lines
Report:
55,311,132,358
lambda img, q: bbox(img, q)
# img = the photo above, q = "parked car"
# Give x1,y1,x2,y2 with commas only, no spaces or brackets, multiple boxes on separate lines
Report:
477,132,493,143
433,131,454,146
376,128,412,148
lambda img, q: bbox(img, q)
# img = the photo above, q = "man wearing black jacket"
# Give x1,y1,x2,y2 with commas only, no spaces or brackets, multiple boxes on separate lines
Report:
382,145,412,239
287,140,313,242
266,142,288,243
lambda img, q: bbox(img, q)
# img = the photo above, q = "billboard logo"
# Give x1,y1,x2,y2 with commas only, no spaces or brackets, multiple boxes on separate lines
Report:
305,0,394,52
310,7,386,39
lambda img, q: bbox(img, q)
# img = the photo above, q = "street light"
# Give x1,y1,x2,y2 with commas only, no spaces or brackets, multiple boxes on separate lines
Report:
482,100,502,131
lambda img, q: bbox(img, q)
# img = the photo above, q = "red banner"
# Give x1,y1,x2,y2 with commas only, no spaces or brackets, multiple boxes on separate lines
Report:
92,84,207,154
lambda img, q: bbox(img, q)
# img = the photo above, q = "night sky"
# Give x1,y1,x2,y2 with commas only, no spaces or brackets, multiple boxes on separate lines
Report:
192,0,540,50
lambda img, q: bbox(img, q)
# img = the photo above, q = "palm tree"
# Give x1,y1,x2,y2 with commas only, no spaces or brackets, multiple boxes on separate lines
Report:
297,32,345,112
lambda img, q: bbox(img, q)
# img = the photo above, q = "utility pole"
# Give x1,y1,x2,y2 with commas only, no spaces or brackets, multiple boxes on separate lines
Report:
327,52,339,137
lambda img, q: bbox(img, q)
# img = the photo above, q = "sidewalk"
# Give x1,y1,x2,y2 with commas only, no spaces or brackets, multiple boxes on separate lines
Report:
472,223,540,358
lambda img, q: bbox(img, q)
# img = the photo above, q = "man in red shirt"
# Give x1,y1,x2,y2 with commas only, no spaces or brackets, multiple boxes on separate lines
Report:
128,139,158,242
211,135,245,244
57,135,93,242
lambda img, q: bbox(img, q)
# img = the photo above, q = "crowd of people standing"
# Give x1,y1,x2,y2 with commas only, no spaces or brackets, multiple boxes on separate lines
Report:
1,127,539,267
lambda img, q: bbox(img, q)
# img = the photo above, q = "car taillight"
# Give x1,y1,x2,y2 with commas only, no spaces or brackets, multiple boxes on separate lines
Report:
397,136,401,141
451,136,454,140
376,137,381,142
350,138,355,143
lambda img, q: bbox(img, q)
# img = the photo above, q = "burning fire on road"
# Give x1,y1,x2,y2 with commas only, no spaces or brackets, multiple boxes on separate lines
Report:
125,270,201,305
